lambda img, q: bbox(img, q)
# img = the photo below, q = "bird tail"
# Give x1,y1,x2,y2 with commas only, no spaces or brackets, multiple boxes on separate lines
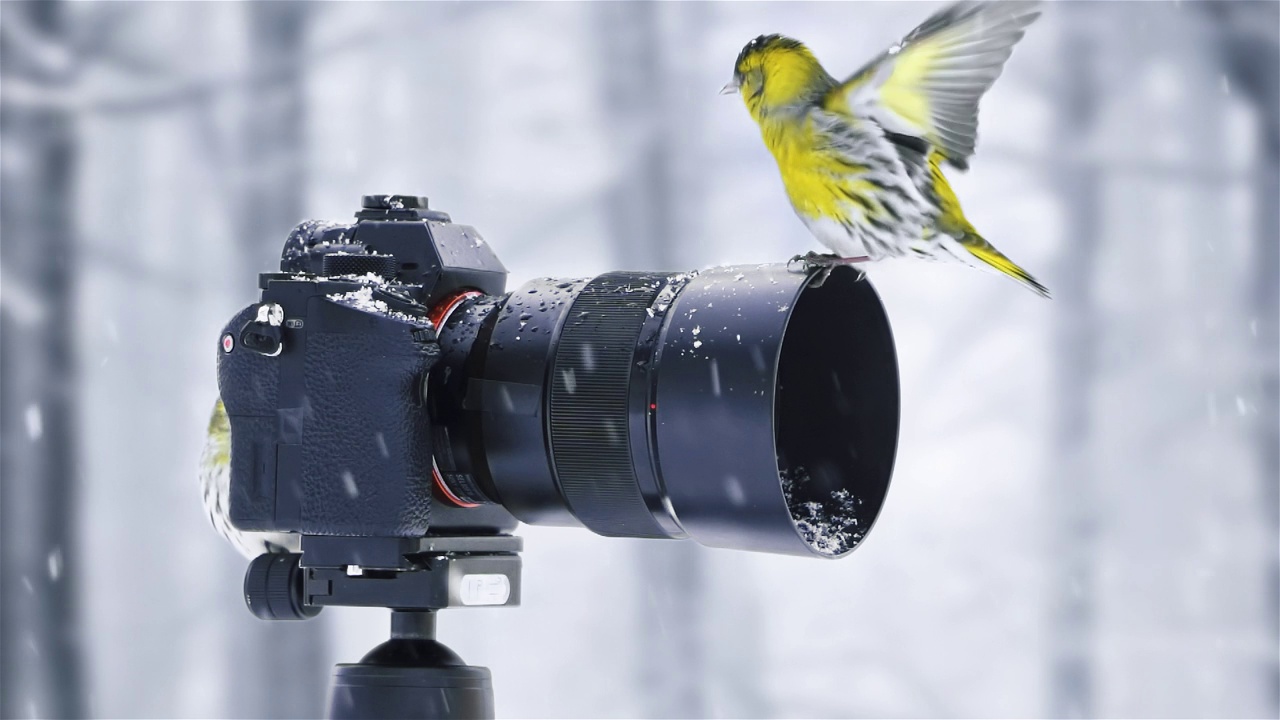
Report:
926,150,1050,298
956,231,1051,298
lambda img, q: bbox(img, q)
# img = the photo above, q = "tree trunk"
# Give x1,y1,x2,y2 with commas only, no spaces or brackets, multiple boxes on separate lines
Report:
225,3,330,718
1048,9,1102,718
236,1,310,289
592,3,707,717
595,2,680,272
0,1,87,717
1237,32,1280,720
1253,139,1280,720
1206,5,1279,712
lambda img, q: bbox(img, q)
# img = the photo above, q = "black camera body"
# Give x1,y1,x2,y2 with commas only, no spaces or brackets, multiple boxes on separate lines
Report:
218,195,517,543
218,192,899,577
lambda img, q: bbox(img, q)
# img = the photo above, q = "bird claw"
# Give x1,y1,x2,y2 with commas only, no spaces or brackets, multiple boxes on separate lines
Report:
786,252,869,287
808,265,834,288
786,251,836,273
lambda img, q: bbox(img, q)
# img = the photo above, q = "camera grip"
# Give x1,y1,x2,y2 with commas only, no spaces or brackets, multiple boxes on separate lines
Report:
218,305,282,531
217,302,440,537
300,331,436,536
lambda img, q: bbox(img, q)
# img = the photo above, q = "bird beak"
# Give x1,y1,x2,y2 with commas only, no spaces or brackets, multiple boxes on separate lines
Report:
719,80,740,96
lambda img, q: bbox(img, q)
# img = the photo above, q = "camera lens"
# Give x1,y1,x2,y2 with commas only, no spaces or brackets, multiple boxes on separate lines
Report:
429,264,899,557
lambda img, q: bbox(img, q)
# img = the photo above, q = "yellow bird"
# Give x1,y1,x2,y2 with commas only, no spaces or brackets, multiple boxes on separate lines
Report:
199,399,299,559
724,1,1049,297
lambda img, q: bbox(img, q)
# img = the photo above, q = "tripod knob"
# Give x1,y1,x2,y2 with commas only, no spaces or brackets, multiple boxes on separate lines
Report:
244,552,321,620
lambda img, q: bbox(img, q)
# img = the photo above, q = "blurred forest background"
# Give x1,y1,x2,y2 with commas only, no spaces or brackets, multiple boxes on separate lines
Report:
2,1,1277,718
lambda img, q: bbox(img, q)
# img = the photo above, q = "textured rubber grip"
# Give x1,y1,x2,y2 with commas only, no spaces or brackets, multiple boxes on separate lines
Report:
548,273,666,537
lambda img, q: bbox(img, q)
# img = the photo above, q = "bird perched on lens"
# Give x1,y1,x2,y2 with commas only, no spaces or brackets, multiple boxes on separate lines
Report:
724,0,1049,297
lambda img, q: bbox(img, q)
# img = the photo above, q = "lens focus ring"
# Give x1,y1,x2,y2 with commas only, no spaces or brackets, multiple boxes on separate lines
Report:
548,273,666,537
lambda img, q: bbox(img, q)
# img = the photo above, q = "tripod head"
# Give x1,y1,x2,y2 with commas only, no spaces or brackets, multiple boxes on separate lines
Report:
330,610,493,720
243,535,521,719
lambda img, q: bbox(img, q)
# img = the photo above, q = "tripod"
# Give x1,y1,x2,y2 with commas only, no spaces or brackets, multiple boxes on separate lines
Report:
329,610,492,719
244,535,522,720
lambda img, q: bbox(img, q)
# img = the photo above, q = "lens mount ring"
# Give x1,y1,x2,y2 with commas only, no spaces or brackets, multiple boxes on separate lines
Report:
431,458,480,508
428,289,483,329
428,289,486,508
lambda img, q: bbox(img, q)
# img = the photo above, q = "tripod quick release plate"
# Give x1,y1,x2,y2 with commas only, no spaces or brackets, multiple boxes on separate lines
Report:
243,535,522,620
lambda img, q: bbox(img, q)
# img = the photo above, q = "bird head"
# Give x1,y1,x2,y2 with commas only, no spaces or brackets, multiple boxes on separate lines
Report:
723,34,831,117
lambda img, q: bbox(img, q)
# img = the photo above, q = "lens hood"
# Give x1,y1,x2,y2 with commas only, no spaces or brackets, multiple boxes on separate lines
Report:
653,264,899,557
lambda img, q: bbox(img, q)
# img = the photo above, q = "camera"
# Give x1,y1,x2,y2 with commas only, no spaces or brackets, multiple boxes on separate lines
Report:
215,194,900,718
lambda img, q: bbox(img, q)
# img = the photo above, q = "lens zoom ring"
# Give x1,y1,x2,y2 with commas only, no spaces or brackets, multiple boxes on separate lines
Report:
549,273,665,537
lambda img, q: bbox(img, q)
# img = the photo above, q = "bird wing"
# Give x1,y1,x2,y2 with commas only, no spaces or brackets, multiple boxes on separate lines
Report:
823,0,1042,170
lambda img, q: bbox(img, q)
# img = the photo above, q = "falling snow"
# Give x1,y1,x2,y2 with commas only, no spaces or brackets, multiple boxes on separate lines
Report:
341,470,360,498
724,475,746,506
25,404,42,441
47,548,62,581
12,5,1272,718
